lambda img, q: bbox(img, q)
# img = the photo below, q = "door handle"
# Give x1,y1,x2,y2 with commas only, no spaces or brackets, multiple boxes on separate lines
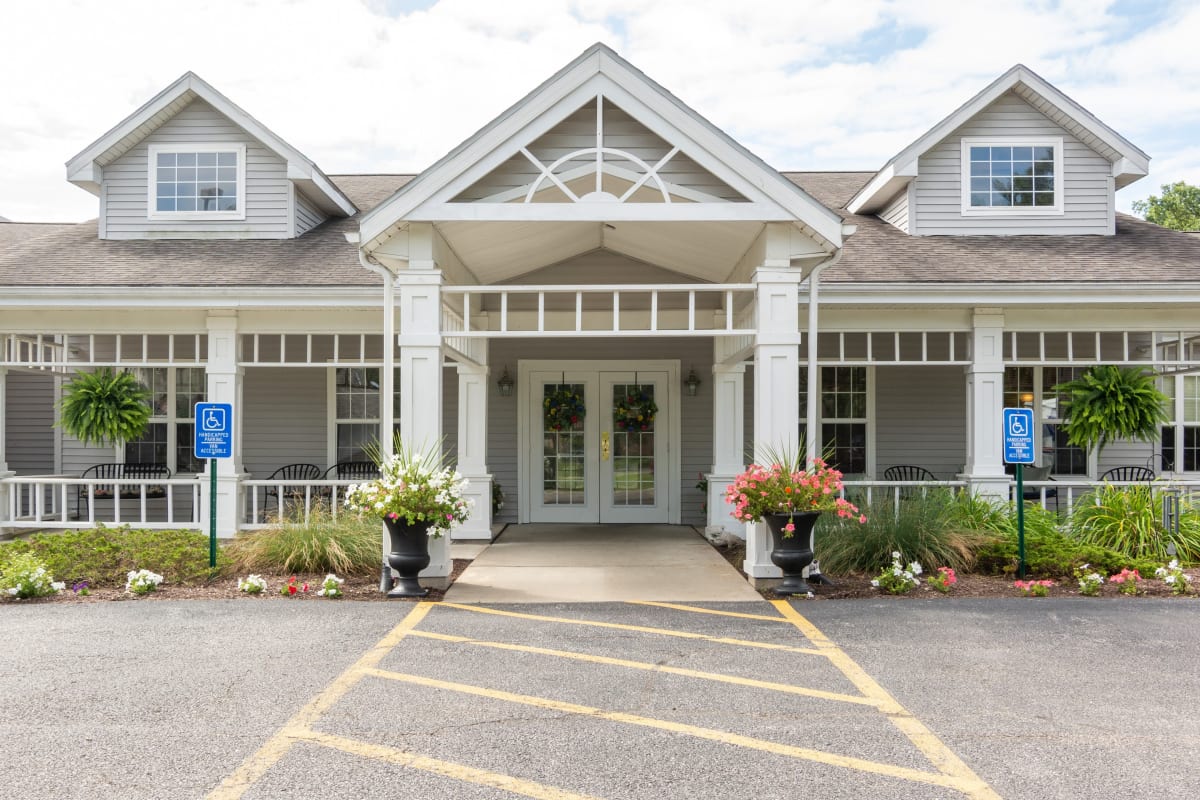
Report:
601,431,610,461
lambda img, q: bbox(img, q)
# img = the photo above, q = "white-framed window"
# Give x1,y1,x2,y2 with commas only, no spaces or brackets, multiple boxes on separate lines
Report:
1159,376,1200,473
799,366,872,476
1003,366,1091,476
960,137,1063,215
328,367,401,464
123,367,207,472
148,143,246,220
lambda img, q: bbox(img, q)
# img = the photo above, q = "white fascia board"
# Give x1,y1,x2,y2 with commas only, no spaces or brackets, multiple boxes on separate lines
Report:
845,162,917,214
360,43,843,251
0,286,384,310
67,72,355,216
817,282,1200,305
846,64,1150,213
405,202,796,223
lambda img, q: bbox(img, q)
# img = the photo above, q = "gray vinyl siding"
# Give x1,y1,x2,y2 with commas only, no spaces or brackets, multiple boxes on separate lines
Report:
487,338,713,525
101,99,291,239
879,190,909,233
455,99,744,203
1096,439,1157,477
913,92,1113,236
874,366,966,480
241,368,327,478
295,190,326,236
5,371,55,473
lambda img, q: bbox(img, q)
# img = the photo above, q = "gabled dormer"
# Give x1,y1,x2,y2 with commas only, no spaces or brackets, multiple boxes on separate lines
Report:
66,72,355,239
848,65,1149,236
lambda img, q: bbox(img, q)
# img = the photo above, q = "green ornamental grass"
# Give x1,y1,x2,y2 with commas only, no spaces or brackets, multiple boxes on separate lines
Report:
223,503,382,576
1068,484,1200,564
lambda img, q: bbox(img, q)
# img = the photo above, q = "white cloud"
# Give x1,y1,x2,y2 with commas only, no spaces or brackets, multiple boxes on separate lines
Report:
0,0,1194,221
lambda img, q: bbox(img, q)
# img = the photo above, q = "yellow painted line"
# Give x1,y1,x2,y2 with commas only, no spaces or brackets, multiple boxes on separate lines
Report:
440,602,823,656
772,600,1002,800
206,602,434,800
410,629,879,708
364,668,979,794
629,600,790,622
295,729,603,800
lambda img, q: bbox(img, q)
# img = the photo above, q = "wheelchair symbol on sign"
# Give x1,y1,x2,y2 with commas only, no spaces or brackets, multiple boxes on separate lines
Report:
1008,415,1028,437
201,407,226,432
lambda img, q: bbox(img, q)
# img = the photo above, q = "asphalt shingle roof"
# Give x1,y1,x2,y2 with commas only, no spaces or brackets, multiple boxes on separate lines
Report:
1,172,1197,288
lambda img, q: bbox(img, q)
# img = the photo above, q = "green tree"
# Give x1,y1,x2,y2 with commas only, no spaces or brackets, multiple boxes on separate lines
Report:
1131,181,1200,231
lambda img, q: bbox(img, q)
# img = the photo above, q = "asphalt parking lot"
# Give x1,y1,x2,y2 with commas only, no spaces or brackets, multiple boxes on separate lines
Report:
1,598,1197,799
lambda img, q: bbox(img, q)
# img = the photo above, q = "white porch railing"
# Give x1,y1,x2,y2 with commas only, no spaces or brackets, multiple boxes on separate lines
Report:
441,284,757,338
240,479,362,529
3,475,202,530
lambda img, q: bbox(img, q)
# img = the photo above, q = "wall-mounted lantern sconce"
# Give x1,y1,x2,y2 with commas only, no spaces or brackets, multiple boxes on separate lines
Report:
685,367,701,397
497,366,514,397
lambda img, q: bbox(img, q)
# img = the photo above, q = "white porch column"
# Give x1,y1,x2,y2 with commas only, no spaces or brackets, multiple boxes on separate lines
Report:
397,269,450,581
0,367,12,535
963,309,1009,499
453,360,493,541
201,311,245,538
748,266,802,581
706,362,745,535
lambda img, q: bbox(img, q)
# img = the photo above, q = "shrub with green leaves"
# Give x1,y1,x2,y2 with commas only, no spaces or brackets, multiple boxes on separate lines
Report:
0,526,222,588
816,490,996,574
1,553,65,599
1068,484,1200,564
223,503,382,575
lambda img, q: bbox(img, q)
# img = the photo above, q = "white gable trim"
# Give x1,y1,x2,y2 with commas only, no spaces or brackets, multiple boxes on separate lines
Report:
66,72,355,217
359,44,843,252
848,64,1150,214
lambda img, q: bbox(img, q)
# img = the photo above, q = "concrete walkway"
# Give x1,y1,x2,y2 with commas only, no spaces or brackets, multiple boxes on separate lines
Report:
444,524,761,603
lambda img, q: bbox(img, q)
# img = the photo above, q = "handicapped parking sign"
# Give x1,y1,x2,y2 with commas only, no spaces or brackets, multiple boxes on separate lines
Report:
1003,407,1035,464
194,402,233,459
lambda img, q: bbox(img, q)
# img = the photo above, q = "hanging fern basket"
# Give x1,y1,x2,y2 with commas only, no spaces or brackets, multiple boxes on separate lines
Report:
57,368,152,447
1054,365,1170,455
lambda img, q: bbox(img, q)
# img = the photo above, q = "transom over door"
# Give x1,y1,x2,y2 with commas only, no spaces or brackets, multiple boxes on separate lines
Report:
526,366,672,523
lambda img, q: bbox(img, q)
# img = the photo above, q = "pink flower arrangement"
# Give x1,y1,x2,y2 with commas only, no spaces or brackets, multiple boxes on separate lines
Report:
723,455,864,533
1109,568,1142,595
928,566,957,593
1014,579,1054,597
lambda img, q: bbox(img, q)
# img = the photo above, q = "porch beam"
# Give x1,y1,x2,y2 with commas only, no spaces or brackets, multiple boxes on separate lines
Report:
202,312,245,538
963,309,1009,500
706,362,745,536
453,359,493,541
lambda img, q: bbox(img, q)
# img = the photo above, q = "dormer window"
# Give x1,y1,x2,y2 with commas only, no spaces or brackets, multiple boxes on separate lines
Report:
960,137,1063,215
148,144,246,220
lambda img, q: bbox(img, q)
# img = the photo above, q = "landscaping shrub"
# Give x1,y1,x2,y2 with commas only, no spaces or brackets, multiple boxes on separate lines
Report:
223,504,382,576
0,525,221,588
974,509,1158,579
1068,484,1200,564
815,490,996,574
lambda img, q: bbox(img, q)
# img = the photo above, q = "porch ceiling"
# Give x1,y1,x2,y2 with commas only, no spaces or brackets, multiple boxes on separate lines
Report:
437,219,763,283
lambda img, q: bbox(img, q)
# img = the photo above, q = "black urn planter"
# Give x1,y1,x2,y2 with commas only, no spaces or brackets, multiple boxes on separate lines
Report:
764,512,820,596
383,517,432,598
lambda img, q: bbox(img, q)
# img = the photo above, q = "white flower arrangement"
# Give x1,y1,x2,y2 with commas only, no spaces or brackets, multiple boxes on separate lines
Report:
1155,559,1193,595
237,574,268,594
343,444,472,537
870,551,923,595
1,554,65,599
125,568,164,595
1075,564,1105,596
316,574,344,598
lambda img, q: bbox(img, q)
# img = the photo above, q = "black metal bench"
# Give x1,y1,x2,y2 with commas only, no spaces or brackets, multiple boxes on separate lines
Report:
76,462,172,518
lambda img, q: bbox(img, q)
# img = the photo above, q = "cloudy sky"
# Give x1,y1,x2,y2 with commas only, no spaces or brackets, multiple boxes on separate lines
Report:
1,0,1196,222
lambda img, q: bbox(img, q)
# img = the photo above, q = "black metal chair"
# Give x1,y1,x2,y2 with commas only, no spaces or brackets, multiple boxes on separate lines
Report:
883,465,936,500
883,465,936,482
1099,466,1155,482
263,463,322,515
323,461,379,503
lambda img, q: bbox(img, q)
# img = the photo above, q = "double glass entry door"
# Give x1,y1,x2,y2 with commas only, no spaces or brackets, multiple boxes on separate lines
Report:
530,369,668,523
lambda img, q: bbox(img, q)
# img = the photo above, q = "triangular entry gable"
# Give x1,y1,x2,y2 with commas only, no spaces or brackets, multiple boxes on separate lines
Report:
359,44,844,253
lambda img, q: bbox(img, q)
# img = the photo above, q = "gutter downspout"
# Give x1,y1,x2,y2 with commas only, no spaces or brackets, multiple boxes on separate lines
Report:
358,249,396,591
804,246,845,466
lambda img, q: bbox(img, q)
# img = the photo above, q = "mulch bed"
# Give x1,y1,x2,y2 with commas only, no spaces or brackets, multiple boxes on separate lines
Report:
710,541,1200,600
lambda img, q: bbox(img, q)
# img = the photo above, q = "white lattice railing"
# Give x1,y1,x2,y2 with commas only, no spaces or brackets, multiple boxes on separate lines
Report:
2,475,202,530
441,284,757,338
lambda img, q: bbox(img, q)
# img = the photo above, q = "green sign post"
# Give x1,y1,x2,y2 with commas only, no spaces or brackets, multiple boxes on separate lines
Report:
194,403,234,569
1003,408,1035,580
